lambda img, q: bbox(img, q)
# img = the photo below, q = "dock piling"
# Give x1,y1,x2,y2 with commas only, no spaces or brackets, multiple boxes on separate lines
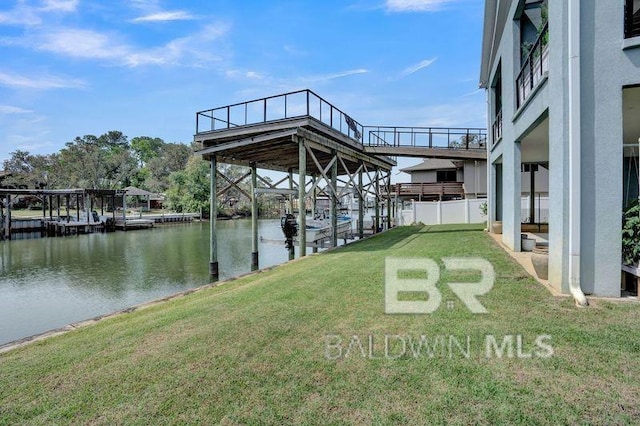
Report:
251,162,259,271
298,137,307,256
331,150,338,248
358,163,364,239
210,156,219,281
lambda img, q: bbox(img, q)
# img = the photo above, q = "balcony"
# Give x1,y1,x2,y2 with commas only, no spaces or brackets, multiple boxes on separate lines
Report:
516,22,549,109
625,0,640,39
195,89,364,144
492,109,502,145
392,182,465,200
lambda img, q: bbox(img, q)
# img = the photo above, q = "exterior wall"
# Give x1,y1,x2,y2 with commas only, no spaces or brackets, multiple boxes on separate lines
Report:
462,160,488,197
577,0,640,295
409,170,437,183
483,0,636,297
487,0,523,252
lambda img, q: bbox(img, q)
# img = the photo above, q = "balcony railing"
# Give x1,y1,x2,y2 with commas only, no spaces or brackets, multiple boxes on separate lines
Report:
196,89,364,143
492,109,502,145
516,22,549,109
363,126,487,150
625,0,640,38
392,182,465,197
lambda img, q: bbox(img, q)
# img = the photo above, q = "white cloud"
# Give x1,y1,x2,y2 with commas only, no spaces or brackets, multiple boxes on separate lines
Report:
284,44,308,56
1,22,230,68
302,68,369,83
125,23,229,67
131,10,197,23
459,88,483,98
0,0,78,26
400,57,437,77
0,105,33,114
245,71,264,80
0,71,85,89
34,28,130,60
41,0,79,12
385,0,457,12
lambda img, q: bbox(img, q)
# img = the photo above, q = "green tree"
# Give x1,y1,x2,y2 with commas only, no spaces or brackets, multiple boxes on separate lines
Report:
166,156,210,215
146,143,191,192
2,150,57,189
58,131,137,189
131,136,164,167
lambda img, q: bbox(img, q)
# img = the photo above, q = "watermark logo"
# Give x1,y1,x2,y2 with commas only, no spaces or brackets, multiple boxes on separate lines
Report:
385,257,495,314
323,334,554,360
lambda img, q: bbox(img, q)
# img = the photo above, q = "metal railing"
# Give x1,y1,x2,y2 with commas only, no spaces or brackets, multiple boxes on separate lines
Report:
363,126,487,150
196,89,364,143
626,0,640,38
492,109,502,145
516,22,549,109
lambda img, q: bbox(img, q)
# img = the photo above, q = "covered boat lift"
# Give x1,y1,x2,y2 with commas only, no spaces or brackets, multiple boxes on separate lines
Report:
195,90,396,280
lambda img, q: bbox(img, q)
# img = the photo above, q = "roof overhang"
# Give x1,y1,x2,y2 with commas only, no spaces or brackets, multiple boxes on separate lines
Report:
479,0,512,88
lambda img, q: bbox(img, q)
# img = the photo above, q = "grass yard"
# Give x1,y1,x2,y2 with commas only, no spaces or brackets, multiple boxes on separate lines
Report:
1,224,639,424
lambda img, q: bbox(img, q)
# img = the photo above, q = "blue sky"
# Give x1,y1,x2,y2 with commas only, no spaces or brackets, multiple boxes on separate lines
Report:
0,0,486,180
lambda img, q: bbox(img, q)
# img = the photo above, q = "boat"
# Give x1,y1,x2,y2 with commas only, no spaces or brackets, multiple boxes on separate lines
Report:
302,217,352,242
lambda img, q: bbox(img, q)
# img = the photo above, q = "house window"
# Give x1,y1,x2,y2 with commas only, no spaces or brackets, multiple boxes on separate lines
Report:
625,0,640,39
515,0,549,109
491,65,502,144
436,170,457,182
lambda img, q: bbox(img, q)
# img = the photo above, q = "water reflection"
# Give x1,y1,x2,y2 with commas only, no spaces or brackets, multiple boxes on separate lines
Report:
0,219,295,345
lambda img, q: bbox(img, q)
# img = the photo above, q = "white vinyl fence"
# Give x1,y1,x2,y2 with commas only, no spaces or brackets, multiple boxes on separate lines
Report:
521,195,549,223
398,199,486,226
397,196,550,226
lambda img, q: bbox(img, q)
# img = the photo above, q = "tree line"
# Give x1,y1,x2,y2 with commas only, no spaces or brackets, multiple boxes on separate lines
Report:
2,130,277,217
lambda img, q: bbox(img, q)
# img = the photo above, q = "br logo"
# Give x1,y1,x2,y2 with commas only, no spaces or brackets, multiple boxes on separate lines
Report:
385,257,495,314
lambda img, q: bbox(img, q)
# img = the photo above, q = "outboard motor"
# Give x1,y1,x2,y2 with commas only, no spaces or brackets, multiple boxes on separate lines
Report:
280,214,298,250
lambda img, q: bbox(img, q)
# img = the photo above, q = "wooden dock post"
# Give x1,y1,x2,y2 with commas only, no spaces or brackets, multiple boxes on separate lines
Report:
3,195,10,240
65,195,70,223
251,162,259,271
331,150,338,248
374,169,380,233
209,156,219,281
358,163,364,239
311,176,317,215
288,168,294,215
386,172,392,229
298,137,306,256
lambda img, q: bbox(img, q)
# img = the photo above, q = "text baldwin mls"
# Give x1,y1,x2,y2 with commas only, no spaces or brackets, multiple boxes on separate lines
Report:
323,334,553,360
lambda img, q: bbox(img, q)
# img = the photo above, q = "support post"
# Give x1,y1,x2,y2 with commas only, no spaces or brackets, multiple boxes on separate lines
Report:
358,164,364,239
298,138,307,256
386,171,392,229
210,156,219,281
4,195,10,240
76,195,80,222
251,162,259,271
49,195,53,220
331,151,338,247
374,169,380,233
311,176,317,216
57,195,60,220
122,193,126,230
529,164,536,224
288,168,294,215
65,195,70,223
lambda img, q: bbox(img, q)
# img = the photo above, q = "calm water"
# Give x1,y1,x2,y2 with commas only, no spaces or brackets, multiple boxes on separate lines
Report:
0,219,300,345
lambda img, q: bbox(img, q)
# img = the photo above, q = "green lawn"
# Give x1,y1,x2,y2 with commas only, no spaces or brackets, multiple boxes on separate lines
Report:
1,224,639,424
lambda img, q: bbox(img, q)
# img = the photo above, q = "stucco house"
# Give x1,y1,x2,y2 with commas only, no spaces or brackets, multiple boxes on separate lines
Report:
480,0,640,301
